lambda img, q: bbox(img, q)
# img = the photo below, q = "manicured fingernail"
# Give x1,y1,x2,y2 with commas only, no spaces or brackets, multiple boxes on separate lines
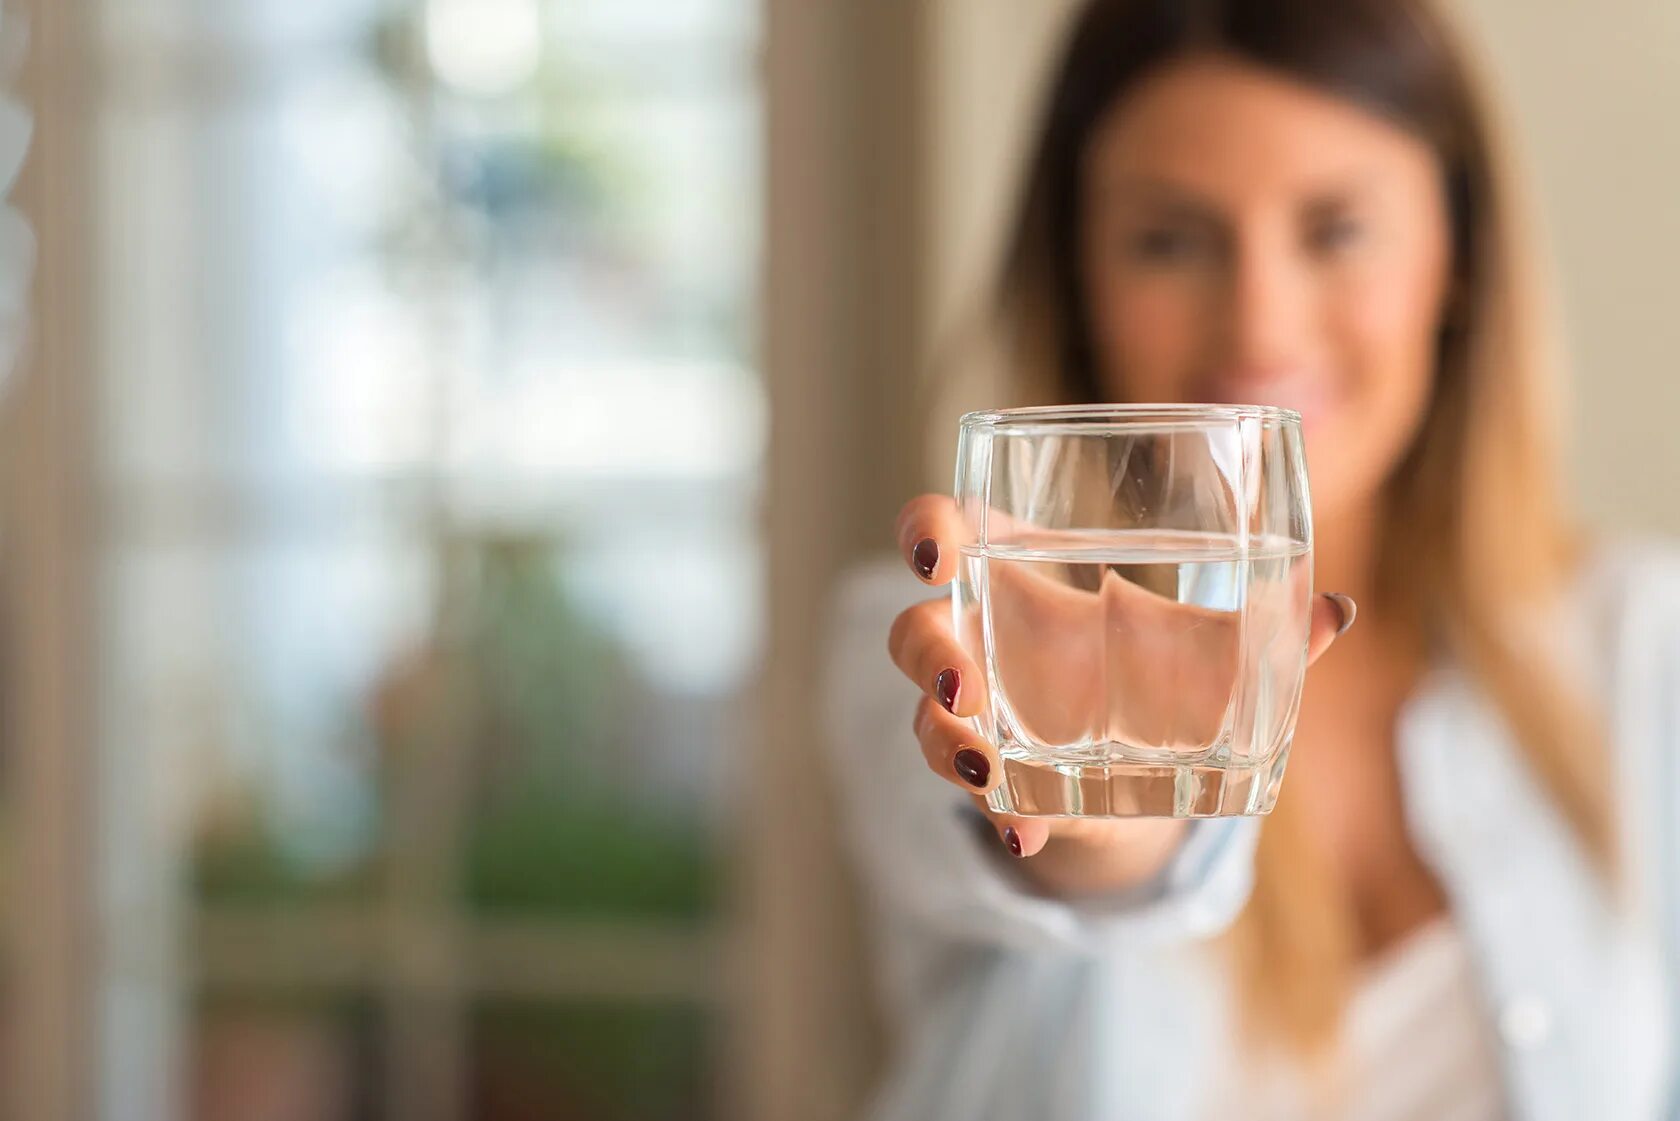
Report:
912,538,939,581
1327,593,1358,635
934,668,960,713
952,748,989,788
1003,827,1023,857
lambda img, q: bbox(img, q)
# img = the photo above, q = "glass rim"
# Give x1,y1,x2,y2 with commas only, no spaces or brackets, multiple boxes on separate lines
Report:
958,402,1301,430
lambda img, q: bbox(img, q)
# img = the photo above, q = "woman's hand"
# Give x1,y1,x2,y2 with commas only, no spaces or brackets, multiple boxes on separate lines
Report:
888,494,1356,898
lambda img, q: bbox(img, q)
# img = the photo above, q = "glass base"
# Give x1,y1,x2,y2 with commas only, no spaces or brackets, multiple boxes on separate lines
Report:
983,750,1290,818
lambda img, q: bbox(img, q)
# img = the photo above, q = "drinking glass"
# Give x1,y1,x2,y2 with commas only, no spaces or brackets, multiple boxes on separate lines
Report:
953,403,1312,817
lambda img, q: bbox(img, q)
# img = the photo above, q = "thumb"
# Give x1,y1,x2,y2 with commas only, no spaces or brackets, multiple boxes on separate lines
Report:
1306,593,1357,665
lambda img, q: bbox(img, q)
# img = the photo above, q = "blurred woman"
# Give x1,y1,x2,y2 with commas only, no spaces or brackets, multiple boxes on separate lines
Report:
825,1,1679,1118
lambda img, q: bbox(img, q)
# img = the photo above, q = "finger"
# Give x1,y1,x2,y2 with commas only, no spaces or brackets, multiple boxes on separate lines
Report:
894,494,966,585
886,598,987,717
1306,592,1358,664
978,807,1052,859
913,695,1000,795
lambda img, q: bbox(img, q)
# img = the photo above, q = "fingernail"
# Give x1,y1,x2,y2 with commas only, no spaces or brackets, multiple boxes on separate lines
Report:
1327,593,1358,635
1003,826,1023,857
912,538,939,581
934,668,960,713
952,748,990,789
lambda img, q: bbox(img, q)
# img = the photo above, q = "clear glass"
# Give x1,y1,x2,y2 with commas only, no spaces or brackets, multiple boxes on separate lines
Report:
953,403,1313,817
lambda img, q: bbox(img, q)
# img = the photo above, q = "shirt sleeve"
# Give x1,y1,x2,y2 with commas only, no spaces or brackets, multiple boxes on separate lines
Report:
1597,544,1680,1116
1656,578,1680,1119
821,558,1259,958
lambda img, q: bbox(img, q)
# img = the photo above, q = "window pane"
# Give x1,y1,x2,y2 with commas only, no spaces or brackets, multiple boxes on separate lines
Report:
89,0,760,1115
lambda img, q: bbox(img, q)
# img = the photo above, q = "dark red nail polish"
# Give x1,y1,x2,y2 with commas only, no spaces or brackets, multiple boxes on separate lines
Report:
912,538,939,581
1004,827,1023,857
934,668,960,713
952,748,989,788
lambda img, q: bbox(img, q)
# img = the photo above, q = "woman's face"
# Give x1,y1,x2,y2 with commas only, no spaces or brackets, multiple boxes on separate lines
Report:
1081,54,1454,521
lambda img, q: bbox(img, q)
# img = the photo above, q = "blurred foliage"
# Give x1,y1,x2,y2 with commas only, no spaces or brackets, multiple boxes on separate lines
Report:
458,536,623,775
464,795,712,918
193,532,717,920
196,989,374,1030
474,999,710,1121
442,535,715,916
193,818,376,906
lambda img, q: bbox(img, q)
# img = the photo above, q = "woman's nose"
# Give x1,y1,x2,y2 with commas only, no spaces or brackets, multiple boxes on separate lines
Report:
1220,232,1312,376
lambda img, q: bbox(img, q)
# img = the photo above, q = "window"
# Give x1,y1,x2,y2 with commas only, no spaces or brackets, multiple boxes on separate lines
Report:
85,0,762,1117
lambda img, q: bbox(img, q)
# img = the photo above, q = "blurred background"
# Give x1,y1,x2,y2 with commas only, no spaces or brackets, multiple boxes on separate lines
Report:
0,1,1675,1119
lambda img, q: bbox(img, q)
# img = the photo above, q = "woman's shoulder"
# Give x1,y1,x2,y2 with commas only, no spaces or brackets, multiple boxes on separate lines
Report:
1573,536,1680,637
1565,536,1680,712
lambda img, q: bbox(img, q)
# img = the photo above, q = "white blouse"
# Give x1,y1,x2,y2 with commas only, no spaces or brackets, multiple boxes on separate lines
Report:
822,548,1677,1121
1203,918,1507,1121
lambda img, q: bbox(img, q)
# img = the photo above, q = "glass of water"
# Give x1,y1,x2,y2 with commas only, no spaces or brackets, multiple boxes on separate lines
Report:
953,403,1312,817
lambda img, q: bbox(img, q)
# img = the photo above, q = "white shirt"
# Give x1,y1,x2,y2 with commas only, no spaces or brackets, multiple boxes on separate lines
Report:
822,546,1679,1121
1203,917,1506,1121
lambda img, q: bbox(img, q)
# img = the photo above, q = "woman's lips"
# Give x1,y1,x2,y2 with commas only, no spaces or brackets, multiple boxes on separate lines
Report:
1198,377,1332,430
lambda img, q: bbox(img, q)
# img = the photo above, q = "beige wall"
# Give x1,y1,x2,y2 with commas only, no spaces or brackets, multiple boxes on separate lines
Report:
918,0,1680,534
917,0,1081,487
919,0,1079,361
1453,0,1680,534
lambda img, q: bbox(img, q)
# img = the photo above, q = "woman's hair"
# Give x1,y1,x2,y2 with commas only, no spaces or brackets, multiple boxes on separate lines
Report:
990,0,1613,1060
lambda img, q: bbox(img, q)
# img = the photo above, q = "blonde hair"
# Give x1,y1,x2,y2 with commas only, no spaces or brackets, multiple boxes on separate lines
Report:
956,0,1614,1059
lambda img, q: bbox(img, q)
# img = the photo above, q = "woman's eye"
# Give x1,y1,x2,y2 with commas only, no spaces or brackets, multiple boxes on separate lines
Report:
1307,216,1363,254
1126,226,1206,262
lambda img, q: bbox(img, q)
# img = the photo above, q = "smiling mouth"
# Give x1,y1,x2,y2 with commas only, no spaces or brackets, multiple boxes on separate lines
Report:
1196,376,1333,429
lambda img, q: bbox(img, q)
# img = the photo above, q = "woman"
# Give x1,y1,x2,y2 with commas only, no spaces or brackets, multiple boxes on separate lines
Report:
824,1,1680,1118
